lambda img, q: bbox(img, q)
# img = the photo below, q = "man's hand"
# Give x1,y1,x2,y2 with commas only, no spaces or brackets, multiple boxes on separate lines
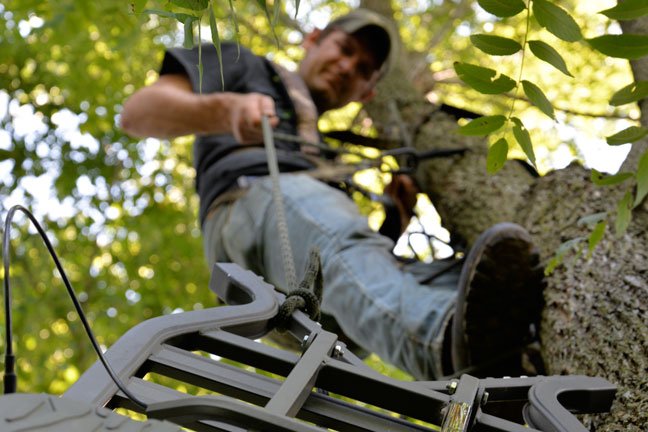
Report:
384,174,420,234
227,93,279,145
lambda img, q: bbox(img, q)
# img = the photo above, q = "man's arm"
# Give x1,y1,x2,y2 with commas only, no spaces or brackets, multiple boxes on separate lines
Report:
120,73,278,144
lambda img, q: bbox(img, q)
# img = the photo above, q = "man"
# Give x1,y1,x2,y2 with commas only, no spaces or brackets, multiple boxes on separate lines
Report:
120,9,544,379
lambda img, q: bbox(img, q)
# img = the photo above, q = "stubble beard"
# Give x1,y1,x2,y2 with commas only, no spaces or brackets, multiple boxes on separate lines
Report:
308,86,336,114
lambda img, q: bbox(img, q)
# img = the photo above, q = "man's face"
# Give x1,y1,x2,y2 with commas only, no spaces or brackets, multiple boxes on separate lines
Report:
299,28,380,112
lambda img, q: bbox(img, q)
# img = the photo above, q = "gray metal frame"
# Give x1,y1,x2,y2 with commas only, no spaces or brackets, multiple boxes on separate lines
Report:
63,263,616,432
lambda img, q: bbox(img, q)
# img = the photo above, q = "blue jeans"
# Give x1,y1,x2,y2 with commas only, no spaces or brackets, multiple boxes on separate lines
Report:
203,174,457,379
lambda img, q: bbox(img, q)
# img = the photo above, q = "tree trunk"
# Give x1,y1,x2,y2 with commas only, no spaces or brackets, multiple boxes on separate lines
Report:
361,1,647,430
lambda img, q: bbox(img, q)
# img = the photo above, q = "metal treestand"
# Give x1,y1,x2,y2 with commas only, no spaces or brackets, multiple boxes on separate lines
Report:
0,262,615,431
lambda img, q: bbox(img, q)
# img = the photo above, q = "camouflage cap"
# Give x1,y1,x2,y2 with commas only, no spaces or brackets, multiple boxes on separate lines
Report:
325,8,397,77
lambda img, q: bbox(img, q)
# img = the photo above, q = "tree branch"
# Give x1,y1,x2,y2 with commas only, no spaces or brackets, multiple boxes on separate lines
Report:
620,16,648,172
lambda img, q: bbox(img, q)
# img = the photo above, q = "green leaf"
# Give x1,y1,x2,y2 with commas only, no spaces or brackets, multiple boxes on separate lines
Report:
272,0,281,26
557,237,586,255
587,35,648,60
487,138,509,174
227,0,239,32
142,9,179,19
521,80,555,120
209,5,224,89
533,0,583,42
470,34,522,56
131,0,147,13
615,191,633,237
256,0,269,15
545,237,585,275
294,0,301,18
227,0,241,58
588,221,607,254
197,30,203,93
591,169,633,186
528,40,573,77
183,17,195,49
511,117,536,166
600,0,648,21
477,0,526,17
177,12,197,23
610,81,648,106
606,126,648,145
634,150,648,208
170,0,209,11
458,115,507,136
454,62,516,94
577,212,607,227
256,0,279,45
153,11,195,24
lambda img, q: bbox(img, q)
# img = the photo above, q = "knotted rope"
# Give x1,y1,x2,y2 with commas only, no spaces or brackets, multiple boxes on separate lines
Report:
271,247,324,332
262,115,323,331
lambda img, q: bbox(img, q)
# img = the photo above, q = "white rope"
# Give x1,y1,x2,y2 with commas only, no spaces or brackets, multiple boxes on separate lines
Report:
262,115,298,291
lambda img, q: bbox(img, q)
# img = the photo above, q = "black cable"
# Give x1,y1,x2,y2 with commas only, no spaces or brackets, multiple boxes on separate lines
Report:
2,207,16,395
2,204,148,410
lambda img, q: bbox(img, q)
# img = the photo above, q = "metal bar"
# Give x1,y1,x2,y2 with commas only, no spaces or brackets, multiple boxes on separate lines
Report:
191,330,301,377
148,345,278,405
142,345,435,432
265,332,337,416
112,379,246,432
318,357,450,425
122,378,435,432
148,395,326,432
475,413,541,432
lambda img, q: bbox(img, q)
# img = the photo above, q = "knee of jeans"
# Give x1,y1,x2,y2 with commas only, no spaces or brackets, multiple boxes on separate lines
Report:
202,208,229,264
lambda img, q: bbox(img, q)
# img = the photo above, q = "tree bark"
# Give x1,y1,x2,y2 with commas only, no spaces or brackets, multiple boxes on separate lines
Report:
620,15,648,171
361,1,647,430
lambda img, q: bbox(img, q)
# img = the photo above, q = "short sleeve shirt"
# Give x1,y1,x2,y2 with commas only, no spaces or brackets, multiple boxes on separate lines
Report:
159,43,316,224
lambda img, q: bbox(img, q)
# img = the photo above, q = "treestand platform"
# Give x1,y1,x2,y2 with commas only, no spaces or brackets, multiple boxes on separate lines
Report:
1,263,616,431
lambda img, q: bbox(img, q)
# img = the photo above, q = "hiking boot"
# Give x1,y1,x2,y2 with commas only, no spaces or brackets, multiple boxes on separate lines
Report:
451,222,545,377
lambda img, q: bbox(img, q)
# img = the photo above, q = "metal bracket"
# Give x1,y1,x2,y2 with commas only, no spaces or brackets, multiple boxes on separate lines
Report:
524,376,617,432
440,374,481,431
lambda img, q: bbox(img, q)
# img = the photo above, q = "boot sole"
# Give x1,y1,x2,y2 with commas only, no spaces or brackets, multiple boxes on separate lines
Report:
451,222,545,377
